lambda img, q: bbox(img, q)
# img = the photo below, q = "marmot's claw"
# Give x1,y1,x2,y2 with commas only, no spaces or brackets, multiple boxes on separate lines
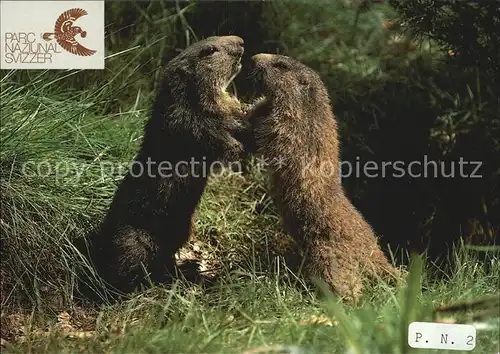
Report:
241,102,254,113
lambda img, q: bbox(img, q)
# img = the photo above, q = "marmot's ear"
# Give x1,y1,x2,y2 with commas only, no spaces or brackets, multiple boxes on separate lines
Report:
273,61,291,70
299,78,310,89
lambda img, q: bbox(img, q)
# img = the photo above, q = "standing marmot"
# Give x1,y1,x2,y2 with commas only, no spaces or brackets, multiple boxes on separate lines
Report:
245,53,399,303
86,36,247,295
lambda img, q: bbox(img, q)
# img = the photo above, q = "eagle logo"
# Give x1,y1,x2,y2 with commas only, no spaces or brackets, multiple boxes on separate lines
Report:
42,8,96,56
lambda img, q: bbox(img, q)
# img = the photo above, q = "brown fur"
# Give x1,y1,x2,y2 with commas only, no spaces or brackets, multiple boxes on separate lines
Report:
84,36,247,296
245,53,399,303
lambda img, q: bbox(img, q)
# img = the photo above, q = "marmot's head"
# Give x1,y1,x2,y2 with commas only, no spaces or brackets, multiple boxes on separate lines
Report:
167,35,244,96
250,54,329,111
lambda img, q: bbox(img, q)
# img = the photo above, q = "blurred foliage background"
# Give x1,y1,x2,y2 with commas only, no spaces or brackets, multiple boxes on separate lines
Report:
1,0,499,311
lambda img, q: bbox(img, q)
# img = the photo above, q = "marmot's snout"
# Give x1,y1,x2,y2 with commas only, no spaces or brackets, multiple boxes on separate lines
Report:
249,53,275,96
226,37,244,74
251,53,274,63
250,53,277,80
224,35,244,47
220,35,244,59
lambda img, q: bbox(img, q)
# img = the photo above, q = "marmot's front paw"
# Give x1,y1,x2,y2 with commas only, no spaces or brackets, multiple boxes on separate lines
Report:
223,136,245,161
230,118,255,154
225,116,247,134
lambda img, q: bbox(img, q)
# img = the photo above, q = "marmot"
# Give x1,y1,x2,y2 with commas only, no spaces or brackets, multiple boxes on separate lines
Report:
86,36,247,295
245,53,399,303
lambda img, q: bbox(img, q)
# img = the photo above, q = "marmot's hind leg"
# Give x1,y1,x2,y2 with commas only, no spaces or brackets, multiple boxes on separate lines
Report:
303,240,364,305
365,247,401,284
102,227,158,293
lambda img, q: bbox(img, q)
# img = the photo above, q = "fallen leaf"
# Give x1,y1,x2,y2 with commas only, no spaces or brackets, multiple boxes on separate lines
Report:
299,314,338,326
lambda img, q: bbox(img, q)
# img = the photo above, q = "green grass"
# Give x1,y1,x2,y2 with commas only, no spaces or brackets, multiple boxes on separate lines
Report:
1,3,499,351
1,246,499,353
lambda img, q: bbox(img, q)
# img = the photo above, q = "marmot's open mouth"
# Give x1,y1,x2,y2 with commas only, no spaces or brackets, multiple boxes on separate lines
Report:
224,56,242,90
243,69,267,115
249,68,266,101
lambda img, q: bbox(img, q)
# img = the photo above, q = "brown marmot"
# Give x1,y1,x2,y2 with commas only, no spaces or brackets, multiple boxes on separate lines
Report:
85,36,247,296
245,53,399,303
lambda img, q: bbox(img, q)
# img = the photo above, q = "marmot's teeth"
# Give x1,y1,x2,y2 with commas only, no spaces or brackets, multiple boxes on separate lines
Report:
253,95,266,104
242,96,268,115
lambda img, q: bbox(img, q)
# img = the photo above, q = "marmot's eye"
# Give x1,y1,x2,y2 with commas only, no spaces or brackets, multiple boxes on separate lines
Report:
273,61,291,70
200,46,219,57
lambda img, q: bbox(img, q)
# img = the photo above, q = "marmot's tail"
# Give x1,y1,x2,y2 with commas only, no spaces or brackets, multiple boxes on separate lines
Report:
42,32,53,41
